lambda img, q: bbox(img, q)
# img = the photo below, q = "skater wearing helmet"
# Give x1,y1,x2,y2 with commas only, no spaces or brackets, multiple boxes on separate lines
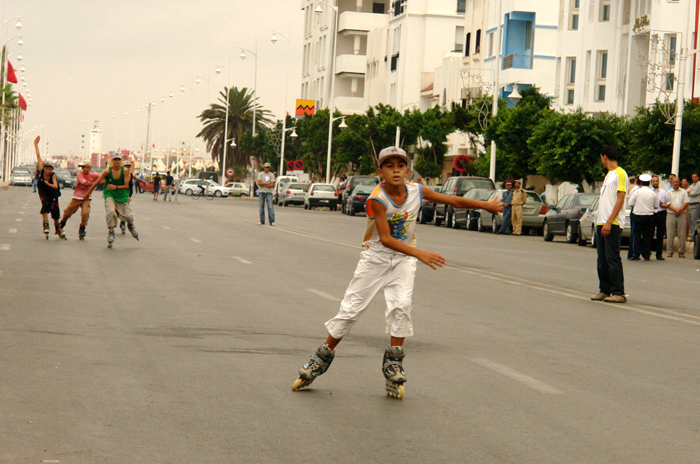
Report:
292,146,502,399
84,153,139,248
58,160,100,240
34,136,66,240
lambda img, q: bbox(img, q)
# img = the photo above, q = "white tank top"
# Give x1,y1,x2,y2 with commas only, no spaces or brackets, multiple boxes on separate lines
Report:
362,182,423,251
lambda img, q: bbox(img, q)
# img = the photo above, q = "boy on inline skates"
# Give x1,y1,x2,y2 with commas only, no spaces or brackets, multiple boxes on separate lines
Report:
292,146,502,399
34,136,65,240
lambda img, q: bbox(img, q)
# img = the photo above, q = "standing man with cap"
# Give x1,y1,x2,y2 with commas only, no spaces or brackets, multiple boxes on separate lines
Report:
651,175,670,260
84,152,139,248
257,162,276,226
628,174,658,261
497,180,514,234
666,177,690,257
58,160,100,240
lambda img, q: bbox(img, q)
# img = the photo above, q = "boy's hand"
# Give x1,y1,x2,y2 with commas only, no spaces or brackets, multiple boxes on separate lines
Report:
416,250,446,270
107,184,117,190
34,135,41,146
483,197,503,215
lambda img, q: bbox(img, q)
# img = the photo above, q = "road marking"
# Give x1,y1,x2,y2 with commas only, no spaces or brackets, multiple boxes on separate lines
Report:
19,211,25,214
189,238,202,243
307,288,341,302
1,244,10,251
163,226,171,230
9,228,17,234
15,218,22,222
232,256,251,264
471,358,564,395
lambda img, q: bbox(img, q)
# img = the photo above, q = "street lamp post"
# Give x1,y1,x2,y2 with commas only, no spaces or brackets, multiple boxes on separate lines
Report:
314,1,340,183
215,64,234,185
271,28,295,175
489,0,503,183
279,122,298,175
240,40,258,137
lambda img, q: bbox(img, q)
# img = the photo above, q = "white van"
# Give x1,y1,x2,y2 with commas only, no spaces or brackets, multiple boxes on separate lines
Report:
273,176,299,204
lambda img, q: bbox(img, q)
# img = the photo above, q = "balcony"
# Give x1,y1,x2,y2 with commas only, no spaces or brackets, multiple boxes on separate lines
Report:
338,10,389,35
335,54,366,77
334,96,366,115
502,54,532,70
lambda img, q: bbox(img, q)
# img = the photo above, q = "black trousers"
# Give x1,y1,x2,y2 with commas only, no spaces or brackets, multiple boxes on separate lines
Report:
596,225,624,296
652,210,667,258
627,213,637,258
634,214,654,259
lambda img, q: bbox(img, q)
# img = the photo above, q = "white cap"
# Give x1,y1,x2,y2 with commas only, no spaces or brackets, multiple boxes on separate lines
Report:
263,162,271,168
377,146,410,167
112,153,123,160
639,174,652,182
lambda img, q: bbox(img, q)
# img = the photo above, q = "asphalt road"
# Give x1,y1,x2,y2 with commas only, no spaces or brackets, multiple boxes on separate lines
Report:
1,186,699,464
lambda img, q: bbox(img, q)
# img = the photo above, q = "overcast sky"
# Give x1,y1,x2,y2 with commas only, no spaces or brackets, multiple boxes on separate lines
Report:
8,0,304,159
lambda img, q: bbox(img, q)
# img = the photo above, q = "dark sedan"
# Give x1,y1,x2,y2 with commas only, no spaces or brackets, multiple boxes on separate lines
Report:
345,184,375,216
543,193,598,243
418,185,444,224
453,188,494,230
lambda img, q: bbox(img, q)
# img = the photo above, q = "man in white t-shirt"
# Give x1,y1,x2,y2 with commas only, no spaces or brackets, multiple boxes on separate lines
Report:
628,174,659,261
257,163,276,226
592,146,628,304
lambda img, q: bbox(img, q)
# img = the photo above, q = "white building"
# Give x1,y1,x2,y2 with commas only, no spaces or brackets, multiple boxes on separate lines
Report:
89,119,102,156
554,0,698,116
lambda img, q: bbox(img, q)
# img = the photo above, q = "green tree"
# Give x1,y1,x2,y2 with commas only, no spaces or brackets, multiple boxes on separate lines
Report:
196,86,272,171
413,107,454,178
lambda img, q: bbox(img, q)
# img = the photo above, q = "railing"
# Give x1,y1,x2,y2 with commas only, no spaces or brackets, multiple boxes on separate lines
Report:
502,54,533,70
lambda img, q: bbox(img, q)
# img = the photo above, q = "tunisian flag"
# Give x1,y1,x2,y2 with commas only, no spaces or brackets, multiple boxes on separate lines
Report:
18,93,27,110
6,61,17,84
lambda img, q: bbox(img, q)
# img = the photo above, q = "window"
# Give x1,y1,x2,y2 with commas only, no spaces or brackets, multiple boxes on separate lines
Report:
488,32,494,57
600,0,611,21
373,2,385,14
390,53,399,71
457,0,466,14
392,0,406,17
665,73,675,91
465,33,471,57
475,29,482,54
596,50,608,102
570,0,580,30
565,57,576,105
454,26,464,53
667,34,677,66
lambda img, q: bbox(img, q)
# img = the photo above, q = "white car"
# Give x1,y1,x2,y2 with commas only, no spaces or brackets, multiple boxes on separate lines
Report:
304,183,338,210
11,168,33,186
577,197,632,247
273,176,299,204
280,183,310,206
225,182,249,197
179,179,230,197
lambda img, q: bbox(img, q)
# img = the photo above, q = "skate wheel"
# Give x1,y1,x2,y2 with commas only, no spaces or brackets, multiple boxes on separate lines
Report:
292,377,311,391
386,382,405,400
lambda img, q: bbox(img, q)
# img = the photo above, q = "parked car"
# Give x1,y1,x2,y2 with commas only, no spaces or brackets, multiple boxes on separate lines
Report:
453,188,494,230
340,175,379,214
304,183,338,210
577,197,632,247
55,169,76,189
10,167,33,186
693,218,700,259
344,184,375,216
225,182,249,197
179,178,230,197
477,190,547,234
273,176,299,204
434,176,495,226
280,183,309,206
542,193,598,242
417,185,444,224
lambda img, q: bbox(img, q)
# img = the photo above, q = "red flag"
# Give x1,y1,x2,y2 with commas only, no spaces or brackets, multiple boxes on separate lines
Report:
6,61,17,84
18,93,27,110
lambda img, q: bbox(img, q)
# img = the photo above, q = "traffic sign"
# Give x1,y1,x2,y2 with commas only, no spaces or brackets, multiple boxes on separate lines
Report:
453,155,471,173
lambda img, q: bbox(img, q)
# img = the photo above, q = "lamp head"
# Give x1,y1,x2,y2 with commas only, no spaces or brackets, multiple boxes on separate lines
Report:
239,50,247,60
338,118,348,129
314,5,323,13
507,84,522,105
270,33,278,44
215,66,222,74
290,128,298,138
15,20,22,31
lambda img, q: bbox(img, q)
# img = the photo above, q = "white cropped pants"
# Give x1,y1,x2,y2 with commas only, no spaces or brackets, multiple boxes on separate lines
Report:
325,246,417,339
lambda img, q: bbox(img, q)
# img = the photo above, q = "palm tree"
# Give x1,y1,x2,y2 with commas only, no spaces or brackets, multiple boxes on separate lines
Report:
196,86,272,170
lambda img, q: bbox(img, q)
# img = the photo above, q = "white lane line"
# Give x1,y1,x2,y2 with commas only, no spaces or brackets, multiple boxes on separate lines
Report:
19,211,25,214
1,244,10,251
189,238,202,243
14,218,22,222
471,358,564,395
307,288,341,302
163,225,172,230
232,256,251,264
9,228,17,234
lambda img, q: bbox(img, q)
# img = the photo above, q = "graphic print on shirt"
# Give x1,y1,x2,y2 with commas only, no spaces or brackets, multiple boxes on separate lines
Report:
388,211,413,241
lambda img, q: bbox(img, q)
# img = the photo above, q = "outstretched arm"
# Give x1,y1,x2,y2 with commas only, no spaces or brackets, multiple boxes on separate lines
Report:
34,136,43,170
84,169,109,197
423,188,503,215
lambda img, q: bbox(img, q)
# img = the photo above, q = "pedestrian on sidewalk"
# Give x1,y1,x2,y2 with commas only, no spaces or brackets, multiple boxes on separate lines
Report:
291,146,502,399
58,160,100,240
628,174,658,261
591,146,628,304
84,153,139,248
152,172,162,201
33,136,65,240
651,175,670,260
666,177,689,258
257,163,275,225
497,180,513,234
511,180,526,235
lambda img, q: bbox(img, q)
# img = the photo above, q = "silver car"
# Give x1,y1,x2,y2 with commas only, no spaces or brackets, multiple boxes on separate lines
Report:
280,183,309,206
11,168,33,186
577,197,632,247
477,190,547,235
